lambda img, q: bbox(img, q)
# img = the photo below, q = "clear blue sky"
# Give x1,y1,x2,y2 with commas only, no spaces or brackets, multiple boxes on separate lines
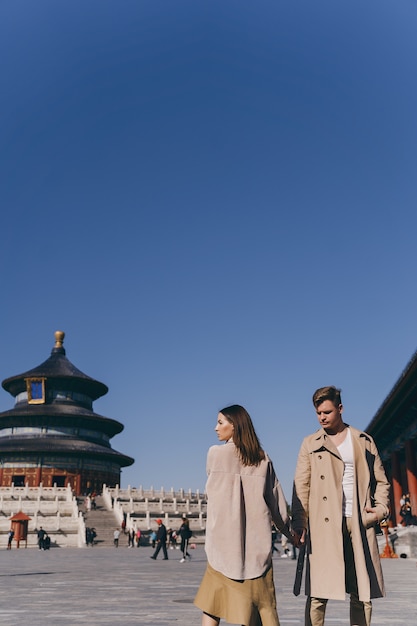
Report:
1,1,416,499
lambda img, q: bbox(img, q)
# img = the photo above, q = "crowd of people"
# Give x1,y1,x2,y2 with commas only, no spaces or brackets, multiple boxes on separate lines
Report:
113,525,142,548
147,515,194,562
112,516,193,561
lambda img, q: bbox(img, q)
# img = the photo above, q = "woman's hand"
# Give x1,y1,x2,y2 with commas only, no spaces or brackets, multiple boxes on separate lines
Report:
292,529,306,548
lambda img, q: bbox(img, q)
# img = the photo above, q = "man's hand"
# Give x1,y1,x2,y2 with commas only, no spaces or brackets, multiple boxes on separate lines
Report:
365,506,379,525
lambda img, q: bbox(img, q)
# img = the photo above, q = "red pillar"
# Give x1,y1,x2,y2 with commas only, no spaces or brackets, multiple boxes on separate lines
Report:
405,439,417,518
391,451,403,526
35,466,42,486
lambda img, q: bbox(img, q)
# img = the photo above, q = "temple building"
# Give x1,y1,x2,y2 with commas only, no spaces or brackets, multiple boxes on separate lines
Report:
366,349,417,526
0,331,134,495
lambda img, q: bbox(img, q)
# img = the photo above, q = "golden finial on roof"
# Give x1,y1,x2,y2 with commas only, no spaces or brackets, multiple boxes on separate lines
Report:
54,331,65,349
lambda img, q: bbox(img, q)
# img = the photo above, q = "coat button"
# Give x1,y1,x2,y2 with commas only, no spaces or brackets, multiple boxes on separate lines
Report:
324,517,329,522
320,475,325,480
318,455,322,459
323,496,327,501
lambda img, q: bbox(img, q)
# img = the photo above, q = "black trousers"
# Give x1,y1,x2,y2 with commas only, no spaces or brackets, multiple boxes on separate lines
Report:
152,540,168,559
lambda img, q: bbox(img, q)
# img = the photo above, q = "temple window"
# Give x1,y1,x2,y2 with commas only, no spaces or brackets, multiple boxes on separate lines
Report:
25,378,46,404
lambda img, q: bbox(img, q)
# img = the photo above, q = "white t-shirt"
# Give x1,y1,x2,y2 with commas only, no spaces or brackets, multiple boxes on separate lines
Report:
337,428,354,517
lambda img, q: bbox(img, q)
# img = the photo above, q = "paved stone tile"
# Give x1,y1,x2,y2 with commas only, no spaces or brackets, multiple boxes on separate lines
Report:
2,546,416,625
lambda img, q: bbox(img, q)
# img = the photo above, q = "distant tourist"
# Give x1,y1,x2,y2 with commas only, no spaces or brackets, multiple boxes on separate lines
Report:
7,529,14,549
400,503,413,526
86,527,97,546
178,516,192,563
150,519,168,560
166,528,173,548
37,527,46,550
113,528,120,547
43,533,51,550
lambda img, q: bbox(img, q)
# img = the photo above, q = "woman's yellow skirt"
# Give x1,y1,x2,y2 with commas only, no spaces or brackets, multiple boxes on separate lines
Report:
194,563,280,626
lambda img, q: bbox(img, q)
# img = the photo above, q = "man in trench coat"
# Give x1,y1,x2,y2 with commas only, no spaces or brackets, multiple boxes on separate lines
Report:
292,386,390,626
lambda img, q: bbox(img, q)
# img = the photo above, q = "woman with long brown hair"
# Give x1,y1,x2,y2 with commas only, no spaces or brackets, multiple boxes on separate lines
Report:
194,404,292,626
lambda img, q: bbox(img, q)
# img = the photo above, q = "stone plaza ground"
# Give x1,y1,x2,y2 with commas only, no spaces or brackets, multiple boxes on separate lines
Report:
2,544,416,625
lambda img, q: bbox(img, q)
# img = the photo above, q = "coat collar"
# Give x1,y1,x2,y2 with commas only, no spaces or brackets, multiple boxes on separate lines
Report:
308,425,372,504
310,427,343,459
309,424,371,454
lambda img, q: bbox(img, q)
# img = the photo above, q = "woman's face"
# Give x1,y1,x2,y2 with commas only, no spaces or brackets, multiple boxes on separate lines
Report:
215,412,234,441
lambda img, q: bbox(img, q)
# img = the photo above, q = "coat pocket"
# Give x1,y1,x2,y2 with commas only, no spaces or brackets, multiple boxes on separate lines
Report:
362,511,377,529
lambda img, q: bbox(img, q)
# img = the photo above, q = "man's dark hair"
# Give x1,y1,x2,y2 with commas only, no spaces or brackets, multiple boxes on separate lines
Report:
312,386,342,408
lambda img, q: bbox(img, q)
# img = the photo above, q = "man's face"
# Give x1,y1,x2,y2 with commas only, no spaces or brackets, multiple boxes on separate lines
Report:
315,399,344,434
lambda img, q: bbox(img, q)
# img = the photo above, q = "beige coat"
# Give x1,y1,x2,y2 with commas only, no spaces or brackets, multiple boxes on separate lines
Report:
205,441,291,580
292,425,390,602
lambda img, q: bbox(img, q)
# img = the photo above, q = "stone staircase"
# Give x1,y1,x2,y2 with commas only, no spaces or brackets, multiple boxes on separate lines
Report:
80,495,119,547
